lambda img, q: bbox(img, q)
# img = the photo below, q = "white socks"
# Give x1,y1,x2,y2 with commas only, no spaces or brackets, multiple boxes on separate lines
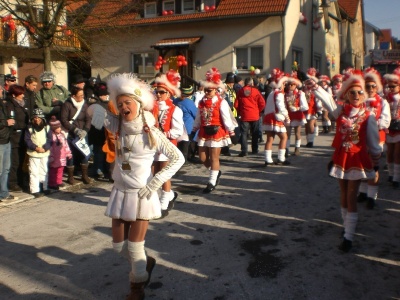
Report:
160,190,174,210
209,170,219,186
367,185,378,200
112,240,130,261
295,139,301,148
344,212,358,241
278,149,286,161
264,150,273,163
307,134,314,143
314,125,319,137
358,181,367,194
128,241,148,283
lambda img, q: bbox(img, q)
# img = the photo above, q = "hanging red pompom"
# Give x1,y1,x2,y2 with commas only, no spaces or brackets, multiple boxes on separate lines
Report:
204,6,210,12
162,10,168,16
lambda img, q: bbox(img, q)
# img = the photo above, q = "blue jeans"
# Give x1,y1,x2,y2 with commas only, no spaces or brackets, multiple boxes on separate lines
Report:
0,142,11,198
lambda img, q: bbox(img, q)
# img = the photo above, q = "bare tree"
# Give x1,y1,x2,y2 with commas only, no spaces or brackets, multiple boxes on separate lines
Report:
0,0,82,71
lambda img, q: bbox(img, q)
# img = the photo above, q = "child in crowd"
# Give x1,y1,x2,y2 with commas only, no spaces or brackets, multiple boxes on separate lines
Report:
24,108,51,198
48,116,72,190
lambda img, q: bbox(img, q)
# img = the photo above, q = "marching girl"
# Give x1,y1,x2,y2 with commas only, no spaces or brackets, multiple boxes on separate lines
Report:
284,74,308,156
383,67,400,188
104,74,184,299
152,70,185,218
192,67,238,193
303,84,322,148
357,68,391,208
262,70,291,166
319,75,333,133
305,72,381,252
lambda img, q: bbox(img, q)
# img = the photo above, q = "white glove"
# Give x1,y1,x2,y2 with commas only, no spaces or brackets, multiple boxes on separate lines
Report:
78,130,87,139
289,106,299,112
138,175,163,200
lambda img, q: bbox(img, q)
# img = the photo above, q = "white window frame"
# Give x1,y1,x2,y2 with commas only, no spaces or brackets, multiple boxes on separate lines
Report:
235,46,264,72
131,52,156,76
163,0,175,13
182,0,195,13
144,2,157,18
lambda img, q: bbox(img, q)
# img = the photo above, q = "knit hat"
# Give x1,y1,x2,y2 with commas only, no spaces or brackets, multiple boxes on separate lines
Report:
154,69,181,97
40,71,55,83
49,116,61,129
95,81,109,96
336,74,365,103
364,67,383,93
225,72,235,83
181,85,194,95
234,75,242,84
32,108,45,120
71,74,86,84
200,67,225,91
107,73,155,111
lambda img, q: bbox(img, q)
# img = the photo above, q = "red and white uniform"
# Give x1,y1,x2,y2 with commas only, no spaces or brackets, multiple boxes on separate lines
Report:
313,86,381,180
304,90,322,120
262,89,289,132
193,93,237,147
365,94,391,148
284,89,308,126
386,93,400,143
154,98,185,161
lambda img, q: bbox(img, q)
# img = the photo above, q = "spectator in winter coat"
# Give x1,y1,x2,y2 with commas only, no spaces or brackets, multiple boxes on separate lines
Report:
35,71,69,120
48,116,72,190
7,85,29,192
24,75,38,120
24,108,51,198
0,99,16,201
234,77,265,156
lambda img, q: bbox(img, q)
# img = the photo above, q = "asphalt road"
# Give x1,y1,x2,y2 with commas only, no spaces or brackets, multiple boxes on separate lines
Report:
0,131,399,300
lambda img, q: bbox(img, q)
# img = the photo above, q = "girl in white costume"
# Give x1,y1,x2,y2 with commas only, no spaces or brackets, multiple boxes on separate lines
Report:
104,73,184,299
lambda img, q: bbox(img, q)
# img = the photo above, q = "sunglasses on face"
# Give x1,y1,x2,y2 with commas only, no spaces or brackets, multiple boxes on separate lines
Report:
349,90,364,96
7,80,16,82
205,89,215,93
366,84,377,89
156,90,167,95
388,85,398,89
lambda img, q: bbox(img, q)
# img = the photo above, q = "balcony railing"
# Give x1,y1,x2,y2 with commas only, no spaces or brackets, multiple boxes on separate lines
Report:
0,20,81,50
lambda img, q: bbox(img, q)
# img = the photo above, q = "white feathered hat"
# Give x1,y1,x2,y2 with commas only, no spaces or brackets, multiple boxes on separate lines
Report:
364,67,383,93
107,73,155,111
154,69,181,97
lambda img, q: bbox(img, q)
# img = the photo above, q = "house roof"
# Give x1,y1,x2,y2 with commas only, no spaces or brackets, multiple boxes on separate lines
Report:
83,0,289,29
379,29,392,43
337,0,360,21
151,36,202,49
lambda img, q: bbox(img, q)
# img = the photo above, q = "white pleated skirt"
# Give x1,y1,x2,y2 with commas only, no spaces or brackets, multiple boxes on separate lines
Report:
105,186,162,221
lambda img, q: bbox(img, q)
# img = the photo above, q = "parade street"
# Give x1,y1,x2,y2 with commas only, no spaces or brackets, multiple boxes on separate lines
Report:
0,132,399,300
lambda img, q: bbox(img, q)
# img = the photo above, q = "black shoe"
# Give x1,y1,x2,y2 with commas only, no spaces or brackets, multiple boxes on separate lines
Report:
167,192,178,211
32,192,44,198
155,209,169,220
144,256,156,288
2,195,18,201
9,184,22,192
264,161,274,167
305,142,313,148
49,186,59,190
275,159,291,165
388,176,393,183
338,238,352,253
366,197,375,209
357,192,367,202
251,150,259,154
43,190,51,195
215,170,222,186
238,152,247,157
203,182,215,193
393,181,400,189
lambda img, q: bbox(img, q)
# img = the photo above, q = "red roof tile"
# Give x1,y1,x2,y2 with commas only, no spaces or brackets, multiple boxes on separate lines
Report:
84,0,289,29
337,0,360,20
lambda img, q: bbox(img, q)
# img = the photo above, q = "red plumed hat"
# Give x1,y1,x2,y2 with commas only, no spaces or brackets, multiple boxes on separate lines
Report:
200,67,225,91
154,69,181,97
364,67,383,93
